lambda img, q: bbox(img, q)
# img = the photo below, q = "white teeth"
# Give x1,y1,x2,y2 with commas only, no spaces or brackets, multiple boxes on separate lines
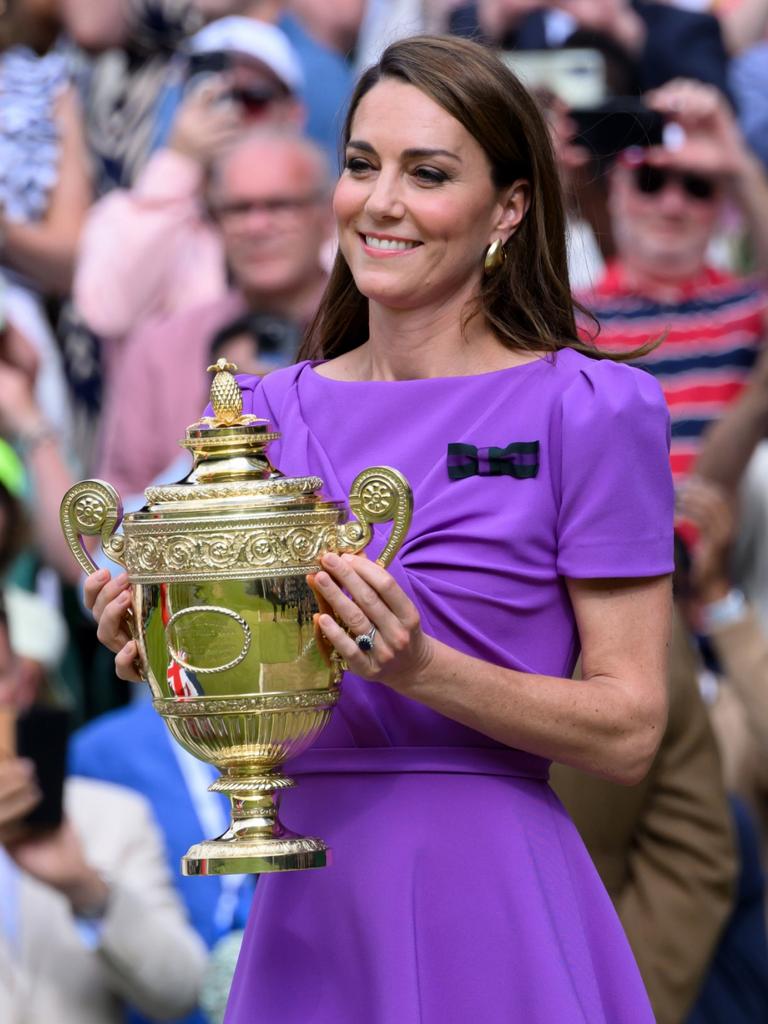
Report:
364,235,419,251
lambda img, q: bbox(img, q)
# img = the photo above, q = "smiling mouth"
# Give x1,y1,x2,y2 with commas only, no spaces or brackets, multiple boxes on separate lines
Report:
361,233,422,252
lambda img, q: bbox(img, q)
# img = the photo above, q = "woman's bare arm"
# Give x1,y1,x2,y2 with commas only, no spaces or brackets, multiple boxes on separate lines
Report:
2,88,92,295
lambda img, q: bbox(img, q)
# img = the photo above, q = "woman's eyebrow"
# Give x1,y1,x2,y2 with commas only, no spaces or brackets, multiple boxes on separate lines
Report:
401,147,461,162
346,140,461,163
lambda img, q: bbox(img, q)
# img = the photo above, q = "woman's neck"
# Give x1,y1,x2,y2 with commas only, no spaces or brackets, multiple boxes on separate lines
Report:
357,287,535,382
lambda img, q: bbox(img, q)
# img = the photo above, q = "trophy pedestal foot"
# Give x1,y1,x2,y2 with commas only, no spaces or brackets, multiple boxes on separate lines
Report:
181,769,330,875
182,834,329,876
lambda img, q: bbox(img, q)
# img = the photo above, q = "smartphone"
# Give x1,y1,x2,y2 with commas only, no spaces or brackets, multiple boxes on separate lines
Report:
15,705,71,830
570,99,665,158
500,49,607,109
185,50,232,94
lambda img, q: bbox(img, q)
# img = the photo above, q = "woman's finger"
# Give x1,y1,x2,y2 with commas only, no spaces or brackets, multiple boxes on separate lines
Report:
312,612,334,667
115,640,143,683
342,555,420,626
318,554,402,636
312,569,374,638
96,591,134,653
317,613,381,675
90,571,130,622
83,568,113,612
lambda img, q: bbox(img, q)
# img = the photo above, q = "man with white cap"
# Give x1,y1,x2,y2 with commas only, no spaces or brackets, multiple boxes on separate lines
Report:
74,14,341,344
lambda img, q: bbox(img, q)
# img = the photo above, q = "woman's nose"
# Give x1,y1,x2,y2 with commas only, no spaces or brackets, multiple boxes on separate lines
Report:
364,170,406,221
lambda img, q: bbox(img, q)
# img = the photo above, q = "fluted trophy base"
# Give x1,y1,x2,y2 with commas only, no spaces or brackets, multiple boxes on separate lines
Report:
182,835,328,875
179,769,329,876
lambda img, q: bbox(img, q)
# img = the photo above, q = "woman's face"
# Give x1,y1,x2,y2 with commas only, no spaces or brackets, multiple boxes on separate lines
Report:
333,78,527,312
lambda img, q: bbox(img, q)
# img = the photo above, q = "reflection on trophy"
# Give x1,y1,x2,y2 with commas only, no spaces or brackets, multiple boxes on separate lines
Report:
60,360,413,875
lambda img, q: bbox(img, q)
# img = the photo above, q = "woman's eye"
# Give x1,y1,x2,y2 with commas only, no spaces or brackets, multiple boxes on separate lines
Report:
345,157,372,174
413,167,448,185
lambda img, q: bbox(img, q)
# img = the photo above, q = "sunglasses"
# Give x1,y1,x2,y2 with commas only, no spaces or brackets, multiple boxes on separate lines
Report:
228,85,288,115
632,164,718,202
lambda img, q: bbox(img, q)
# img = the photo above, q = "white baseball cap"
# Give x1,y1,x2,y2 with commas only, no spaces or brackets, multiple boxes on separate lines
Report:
189,17,304,94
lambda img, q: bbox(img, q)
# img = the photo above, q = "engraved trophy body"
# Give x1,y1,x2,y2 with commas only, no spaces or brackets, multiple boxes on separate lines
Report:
60,361,413,875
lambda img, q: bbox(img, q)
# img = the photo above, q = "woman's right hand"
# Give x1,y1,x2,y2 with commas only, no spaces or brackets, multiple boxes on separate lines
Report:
83,569,142,681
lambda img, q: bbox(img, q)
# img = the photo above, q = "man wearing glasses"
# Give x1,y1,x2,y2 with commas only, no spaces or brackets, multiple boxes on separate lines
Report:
581,77,768,484
94,128,332,500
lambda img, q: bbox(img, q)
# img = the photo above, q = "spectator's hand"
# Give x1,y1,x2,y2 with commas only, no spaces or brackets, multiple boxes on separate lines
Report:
536,90,590,188
644,78,754,181
0,757,41,844
169,75,244,168
478,0,547,39
83,569,142,682
555,0,646,55
5,814,110,916
676,477,735,606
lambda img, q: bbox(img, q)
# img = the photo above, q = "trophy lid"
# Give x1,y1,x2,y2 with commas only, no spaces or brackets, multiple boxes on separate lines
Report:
142,359,325,511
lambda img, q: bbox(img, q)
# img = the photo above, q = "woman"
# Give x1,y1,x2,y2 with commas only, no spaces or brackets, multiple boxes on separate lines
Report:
1,0,91,450
86,36,673,1023
0,0,91,295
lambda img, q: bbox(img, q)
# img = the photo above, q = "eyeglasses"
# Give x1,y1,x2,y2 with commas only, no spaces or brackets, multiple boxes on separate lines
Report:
213,194,325,220
632,164,718,202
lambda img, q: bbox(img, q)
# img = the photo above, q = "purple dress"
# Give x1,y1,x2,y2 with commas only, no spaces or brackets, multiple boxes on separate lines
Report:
224,348,673,1023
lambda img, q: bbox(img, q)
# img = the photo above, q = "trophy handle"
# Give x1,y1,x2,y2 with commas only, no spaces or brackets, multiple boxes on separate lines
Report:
59,479,127,575
337,467,413,568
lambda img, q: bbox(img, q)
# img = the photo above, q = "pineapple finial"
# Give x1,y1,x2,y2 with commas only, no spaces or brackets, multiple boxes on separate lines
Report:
206,358,243,425
196,356,263,429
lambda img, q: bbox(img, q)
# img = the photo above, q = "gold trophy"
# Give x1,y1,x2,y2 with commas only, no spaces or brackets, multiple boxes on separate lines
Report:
60,360,412,875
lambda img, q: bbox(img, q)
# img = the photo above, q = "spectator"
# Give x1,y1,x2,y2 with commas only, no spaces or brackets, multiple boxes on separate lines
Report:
551,608,738,1024
691,347,768,631
0,588,208,1024
0,322,84,584
675,478,768,863
95,129,332,497
730,41,768,173
0,0,92,295
71,693,256,1024
672,477,768,1020
0,1,90,452
60,0,204,194
581,77,768,482
74,16,309,343
151,7,353,168
449,0,732,96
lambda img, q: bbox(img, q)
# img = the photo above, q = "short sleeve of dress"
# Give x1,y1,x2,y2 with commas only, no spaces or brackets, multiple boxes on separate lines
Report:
555,358,674,578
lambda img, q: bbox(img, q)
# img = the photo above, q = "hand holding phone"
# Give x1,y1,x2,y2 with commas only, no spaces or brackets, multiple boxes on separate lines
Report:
169,70,243,167
0,756,42,843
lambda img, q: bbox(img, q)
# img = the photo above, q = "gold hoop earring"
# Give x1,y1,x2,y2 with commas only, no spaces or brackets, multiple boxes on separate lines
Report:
484,238,506,276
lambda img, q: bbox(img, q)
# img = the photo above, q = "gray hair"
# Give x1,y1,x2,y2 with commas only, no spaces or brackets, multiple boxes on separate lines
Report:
208,128,333,199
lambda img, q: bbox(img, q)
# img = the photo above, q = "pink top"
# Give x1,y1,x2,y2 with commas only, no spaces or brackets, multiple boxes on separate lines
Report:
74,149,227,340
96,292,245,494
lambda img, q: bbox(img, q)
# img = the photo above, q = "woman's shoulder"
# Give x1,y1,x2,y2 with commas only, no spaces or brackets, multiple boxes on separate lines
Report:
552,346,667,416
234,361,315,417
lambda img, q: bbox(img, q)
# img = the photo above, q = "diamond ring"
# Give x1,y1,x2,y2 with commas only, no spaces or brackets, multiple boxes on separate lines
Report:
354,626,377,652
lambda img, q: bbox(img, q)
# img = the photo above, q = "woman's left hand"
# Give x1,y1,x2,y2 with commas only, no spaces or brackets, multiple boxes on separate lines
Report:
309,553,435,691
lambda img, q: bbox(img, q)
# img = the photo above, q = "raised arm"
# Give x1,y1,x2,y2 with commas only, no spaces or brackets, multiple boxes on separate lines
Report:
73,79,240,338
60,0,132,51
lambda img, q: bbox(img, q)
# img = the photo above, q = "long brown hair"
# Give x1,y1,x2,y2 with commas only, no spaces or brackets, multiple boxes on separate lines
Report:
299,34,608,363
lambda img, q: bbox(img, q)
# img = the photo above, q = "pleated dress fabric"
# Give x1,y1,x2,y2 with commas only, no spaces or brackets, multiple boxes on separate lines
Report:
223,349,674,1024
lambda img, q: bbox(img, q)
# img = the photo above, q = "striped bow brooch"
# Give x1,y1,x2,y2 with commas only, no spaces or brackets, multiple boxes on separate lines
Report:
447,442,539,480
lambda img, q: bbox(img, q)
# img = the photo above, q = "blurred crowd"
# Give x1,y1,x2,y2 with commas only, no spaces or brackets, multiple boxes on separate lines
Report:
2,1,768,1022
